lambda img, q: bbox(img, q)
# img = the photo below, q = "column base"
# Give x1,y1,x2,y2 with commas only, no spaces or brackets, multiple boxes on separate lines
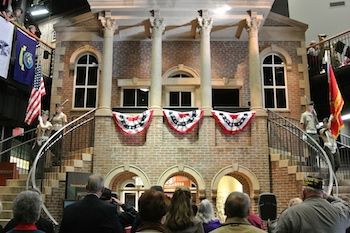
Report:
95,107,112,116
250,107,267,116
150,106,163,116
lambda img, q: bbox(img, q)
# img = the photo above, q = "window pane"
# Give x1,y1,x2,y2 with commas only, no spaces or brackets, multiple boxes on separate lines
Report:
124,193,136,208
263,55,273,64
88,55,98,65
275,67,285,86
123,89,136,106
74,88,85,108
86,88,97,108
276,89,287,108
87,67,98,85
181,92,191,106
274,55,283,64
264,88,274,108
76,67,86,85
170,92,180,106
212,89,239,107
263,67,273,86
77,55,88,64
137,89,148,106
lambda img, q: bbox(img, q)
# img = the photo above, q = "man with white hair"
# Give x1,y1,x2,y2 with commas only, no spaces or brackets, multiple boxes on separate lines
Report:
211,192,265,233
274,176,350,233
59,174,123,233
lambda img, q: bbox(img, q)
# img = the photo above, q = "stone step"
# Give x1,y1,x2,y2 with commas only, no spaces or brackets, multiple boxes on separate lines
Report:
62,159,83,168
1,201,13,210
0,219,10,228
49,165,75,173
42,179,59,188
6,179,28,187
44,172,66,181
0,210,13,219
0,186,26,193
0,194,18,201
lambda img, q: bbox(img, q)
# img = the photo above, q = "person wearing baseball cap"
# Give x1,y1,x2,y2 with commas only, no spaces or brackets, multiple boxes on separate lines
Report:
274,176,350,233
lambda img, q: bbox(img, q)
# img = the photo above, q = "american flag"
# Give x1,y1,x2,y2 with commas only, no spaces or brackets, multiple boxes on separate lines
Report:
24,64,46,125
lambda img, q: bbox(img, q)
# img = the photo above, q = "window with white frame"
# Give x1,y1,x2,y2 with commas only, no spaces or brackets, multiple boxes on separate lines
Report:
122,89,149,107
262,54,287,109
73,54,98,108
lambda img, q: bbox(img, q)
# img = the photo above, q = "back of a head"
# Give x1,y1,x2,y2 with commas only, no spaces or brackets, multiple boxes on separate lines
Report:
139,189,168,223
13,190,42,224
224,192,250,219
150,185,164,193
198,199,215,223
288,198,303,208
100,187,112,201
165,186,193,231
86,174,104,194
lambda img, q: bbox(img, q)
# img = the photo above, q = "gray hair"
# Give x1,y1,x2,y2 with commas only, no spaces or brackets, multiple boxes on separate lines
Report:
13,190,42,224
197,199,216,223
288,198,302,208
86,174,104,193
224,192,250,218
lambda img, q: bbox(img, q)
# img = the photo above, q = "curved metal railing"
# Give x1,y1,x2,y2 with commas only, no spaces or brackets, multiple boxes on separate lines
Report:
267,110,338,195
26,108,96,225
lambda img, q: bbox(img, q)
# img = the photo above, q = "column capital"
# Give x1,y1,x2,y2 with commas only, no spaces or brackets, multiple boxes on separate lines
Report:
197,10,213,32
99,11,117,32
246,11,262,33
150,10,165,33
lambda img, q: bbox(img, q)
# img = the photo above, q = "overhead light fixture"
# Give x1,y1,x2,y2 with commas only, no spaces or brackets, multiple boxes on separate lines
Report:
30,5,49,16
213,4,231,15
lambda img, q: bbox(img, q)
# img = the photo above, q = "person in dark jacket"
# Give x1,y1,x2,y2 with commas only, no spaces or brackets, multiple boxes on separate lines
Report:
59,174,123,233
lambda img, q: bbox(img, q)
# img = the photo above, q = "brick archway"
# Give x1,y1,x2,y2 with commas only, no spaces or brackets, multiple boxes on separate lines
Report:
211,164,260,199
157,165,206,198
104,165,151,190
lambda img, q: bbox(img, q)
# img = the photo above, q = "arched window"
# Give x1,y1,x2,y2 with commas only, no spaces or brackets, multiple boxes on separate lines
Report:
165,71,196,107
262,54,287,109
73,54,98,108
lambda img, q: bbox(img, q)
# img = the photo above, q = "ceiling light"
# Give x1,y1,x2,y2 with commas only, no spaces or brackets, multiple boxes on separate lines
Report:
30,6,49,16
213,4,231,15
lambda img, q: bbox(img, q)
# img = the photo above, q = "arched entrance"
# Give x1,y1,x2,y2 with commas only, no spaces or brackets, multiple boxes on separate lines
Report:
211,164,260,221
157,165,206,202
104,165,151,211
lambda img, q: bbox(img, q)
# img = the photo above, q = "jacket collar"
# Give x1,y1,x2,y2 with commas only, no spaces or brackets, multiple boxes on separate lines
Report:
222,217,251,226
15,223,38,230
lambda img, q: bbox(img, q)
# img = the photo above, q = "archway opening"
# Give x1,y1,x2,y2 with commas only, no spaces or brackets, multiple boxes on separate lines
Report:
110,171,145,211
216,175,243,222
163,172,198,202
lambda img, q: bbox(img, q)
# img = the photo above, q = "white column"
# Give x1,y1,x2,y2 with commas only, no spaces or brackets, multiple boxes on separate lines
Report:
96,12,117,116
246,12,263,111
198,10,213,113
150,11,165,111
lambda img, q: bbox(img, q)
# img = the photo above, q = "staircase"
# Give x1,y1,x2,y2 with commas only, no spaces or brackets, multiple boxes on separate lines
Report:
267,110,337,195
0,109,96,227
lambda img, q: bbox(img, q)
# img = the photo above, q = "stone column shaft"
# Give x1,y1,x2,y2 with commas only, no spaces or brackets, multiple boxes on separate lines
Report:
247,12,263,111
198,11,213,112
150,14,165,111
97,13,116,116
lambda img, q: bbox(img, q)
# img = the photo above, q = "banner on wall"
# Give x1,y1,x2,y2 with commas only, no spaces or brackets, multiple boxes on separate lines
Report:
211,110,255,134
112,110,153,135
163,109,203,134
0,17,14,79
13,28,38,86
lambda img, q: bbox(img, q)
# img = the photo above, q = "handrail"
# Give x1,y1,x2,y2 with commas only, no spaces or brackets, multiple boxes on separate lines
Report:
0,15,54,49
267,110,338,195
0,138,35,156
0,128,36,145
27,108,96,225
306,29,350,49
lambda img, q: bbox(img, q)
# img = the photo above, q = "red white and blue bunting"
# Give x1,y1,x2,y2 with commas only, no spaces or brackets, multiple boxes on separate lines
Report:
211,110,255,134
163,109,204,134
112,110,153,135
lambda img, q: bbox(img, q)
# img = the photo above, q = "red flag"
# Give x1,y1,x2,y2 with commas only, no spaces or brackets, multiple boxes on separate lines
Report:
328,64,344,138
24,64,46,125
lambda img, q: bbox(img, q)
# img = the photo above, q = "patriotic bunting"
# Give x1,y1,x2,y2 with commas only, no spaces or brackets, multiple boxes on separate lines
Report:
163,109,203,134
112,110,153,135
211,110,255,134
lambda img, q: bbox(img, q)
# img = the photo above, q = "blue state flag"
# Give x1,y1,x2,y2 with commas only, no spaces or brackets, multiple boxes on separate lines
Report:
13,29,38,86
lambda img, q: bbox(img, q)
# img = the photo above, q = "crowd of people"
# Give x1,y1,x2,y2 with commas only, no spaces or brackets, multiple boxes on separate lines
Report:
1,174,349,233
